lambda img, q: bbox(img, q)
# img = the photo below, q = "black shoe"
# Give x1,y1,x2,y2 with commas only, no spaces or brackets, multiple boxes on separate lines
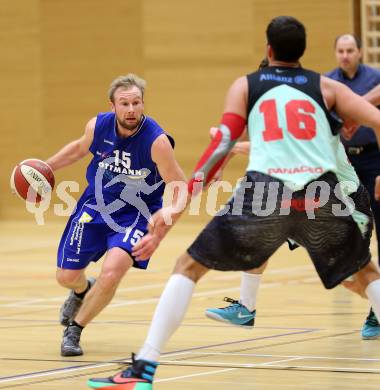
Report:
61,325,83,356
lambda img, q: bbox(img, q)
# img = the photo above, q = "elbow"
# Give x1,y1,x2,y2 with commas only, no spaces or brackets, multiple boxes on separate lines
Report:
73,140,89,161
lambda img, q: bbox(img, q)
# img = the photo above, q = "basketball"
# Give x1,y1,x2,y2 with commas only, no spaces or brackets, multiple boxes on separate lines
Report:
10,159,55,203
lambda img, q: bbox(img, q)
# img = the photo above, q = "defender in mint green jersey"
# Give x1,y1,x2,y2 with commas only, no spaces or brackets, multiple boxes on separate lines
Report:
184,63,374,290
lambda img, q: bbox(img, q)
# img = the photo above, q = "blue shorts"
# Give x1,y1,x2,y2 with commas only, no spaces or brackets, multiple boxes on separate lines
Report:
57,195,157,270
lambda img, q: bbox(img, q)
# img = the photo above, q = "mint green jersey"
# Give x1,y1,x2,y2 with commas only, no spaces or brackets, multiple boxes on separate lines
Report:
246,67,359,192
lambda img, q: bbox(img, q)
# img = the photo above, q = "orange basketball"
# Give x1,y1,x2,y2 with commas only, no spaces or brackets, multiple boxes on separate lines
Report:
10,159,55,203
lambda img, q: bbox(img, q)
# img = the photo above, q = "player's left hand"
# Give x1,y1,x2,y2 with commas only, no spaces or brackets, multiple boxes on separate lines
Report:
132,208,178,260
132,232,161,261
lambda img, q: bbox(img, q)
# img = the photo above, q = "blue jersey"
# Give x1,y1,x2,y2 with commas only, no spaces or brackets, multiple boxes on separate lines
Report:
85,112,173,215
57,113,174,271
325,64,380,146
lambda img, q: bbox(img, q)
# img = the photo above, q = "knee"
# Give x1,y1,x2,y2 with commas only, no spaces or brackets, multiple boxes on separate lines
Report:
97,248,133,291
357,261,380,286
56,269,82,288
97,267,126,291
347,262,380,298
173,252,209,282
247,261,268,274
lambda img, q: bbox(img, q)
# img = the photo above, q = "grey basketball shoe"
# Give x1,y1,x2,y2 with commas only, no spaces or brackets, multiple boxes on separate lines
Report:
61,325,83,356
59,277,96,326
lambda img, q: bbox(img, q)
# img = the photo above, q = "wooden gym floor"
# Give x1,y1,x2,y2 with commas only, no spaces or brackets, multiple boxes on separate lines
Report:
0,219,380,389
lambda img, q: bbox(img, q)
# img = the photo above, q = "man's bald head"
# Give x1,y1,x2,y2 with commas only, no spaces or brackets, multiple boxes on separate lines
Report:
334,34,362,49
334,34,362,77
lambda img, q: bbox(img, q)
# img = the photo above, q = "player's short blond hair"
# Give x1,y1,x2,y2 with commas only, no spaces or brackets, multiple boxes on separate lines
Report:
108,73,146,102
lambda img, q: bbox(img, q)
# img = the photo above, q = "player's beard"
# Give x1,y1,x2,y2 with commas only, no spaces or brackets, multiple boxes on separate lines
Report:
116,113,142,132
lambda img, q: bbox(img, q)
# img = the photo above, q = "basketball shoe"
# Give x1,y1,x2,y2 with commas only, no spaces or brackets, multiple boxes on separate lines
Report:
61,324,83,356
361,308,380,339
205,297,256,328
60,277,96,326
87,353,157,389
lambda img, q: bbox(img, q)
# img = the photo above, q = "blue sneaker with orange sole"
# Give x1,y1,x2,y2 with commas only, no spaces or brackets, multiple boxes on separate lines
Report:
205,297,256,328
87,353,157,389
361,308,380,340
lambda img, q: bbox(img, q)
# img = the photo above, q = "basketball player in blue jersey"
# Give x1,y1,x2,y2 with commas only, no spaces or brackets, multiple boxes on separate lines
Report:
88,17,380,389
45,73,186,356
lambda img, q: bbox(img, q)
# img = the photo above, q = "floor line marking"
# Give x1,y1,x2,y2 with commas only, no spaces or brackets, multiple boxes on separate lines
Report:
1,352,379,385
156,368,237,383
154,359,380,372
184,351,380,362
0,329,317,383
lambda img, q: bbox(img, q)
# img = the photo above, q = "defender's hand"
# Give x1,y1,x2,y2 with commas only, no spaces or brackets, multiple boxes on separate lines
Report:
341,120,359,140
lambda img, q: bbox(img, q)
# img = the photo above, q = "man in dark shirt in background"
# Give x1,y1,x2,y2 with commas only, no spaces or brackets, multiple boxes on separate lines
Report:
326,34,380,339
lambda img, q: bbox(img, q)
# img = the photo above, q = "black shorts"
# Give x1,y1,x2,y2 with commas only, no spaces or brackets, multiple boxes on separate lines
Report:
187,171,373,289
